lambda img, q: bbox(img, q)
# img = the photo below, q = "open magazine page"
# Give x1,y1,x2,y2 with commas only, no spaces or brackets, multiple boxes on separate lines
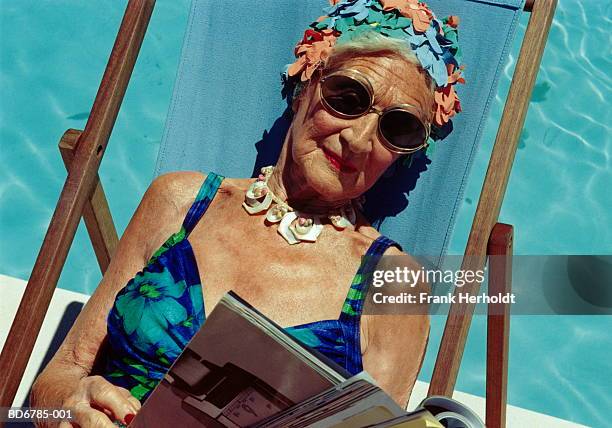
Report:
131,293,348,428
255,377,406,428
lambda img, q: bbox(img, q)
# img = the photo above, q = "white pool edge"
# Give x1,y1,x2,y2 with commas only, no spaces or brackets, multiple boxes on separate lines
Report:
0,274,589,427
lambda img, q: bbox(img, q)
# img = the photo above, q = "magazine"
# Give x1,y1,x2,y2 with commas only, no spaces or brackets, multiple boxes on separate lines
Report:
130,291,480,428
130,291,351,428
253,375,406,428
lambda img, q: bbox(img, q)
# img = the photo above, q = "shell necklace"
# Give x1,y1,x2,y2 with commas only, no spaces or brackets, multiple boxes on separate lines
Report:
242,166,357,245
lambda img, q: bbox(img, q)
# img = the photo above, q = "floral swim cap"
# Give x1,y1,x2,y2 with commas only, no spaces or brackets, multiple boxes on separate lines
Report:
283,0,465,147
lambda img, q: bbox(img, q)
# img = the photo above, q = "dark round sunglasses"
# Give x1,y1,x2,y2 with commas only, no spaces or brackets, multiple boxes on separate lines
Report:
319,69,430,154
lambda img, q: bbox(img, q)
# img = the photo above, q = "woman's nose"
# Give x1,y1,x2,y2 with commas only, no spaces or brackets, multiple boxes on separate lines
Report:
338,113,379,154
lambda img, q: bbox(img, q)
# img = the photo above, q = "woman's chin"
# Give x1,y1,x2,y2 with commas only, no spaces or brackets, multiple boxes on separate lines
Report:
307,166,363,202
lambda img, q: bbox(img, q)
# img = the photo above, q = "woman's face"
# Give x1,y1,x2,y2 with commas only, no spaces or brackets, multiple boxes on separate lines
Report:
286,54,434,202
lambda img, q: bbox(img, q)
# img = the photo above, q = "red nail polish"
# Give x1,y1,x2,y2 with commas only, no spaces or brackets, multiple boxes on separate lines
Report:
125,413,135,425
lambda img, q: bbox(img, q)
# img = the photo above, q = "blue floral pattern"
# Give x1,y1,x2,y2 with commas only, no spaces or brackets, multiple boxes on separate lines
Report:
102,173,399,402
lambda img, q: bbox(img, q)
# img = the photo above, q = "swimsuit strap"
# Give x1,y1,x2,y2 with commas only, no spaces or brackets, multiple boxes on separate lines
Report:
182,172,225,236
339,235,402,373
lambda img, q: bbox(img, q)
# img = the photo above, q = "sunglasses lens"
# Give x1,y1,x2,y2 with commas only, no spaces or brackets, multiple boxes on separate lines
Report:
321,75,371,116
379,110,427,151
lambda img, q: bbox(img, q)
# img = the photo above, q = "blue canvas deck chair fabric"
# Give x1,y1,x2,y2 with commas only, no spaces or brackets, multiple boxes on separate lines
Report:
157,0,520,262
155,2,554,424
1,1,556,426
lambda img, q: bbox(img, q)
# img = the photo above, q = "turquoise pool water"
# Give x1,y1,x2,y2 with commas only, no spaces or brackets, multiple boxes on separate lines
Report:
1,1,610,426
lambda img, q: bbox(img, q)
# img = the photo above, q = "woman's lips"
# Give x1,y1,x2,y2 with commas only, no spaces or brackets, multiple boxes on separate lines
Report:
322,148,358,173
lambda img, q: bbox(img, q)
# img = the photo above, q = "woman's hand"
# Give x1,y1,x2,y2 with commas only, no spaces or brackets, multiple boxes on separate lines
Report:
56,376,140,428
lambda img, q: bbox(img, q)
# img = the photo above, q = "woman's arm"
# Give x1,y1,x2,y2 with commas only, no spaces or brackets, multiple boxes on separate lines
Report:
360,249,430,407
30,172,203,426
361,313,429,406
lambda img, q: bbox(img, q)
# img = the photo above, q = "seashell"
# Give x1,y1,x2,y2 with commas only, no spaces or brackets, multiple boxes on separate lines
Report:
294,216,314,235
297,217,313,227
330,214,349,230
329,206,356,229
290,214,323,242
243,191,272,214
261,166,274,177
243,165,357,245
245,181,268,206
278,211,300,244
252,186,268,198
266,204,288,223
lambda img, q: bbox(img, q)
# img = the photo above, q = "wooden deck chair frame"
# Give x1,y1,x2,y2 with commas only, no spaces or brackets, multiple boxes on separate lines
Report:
0,1,556,426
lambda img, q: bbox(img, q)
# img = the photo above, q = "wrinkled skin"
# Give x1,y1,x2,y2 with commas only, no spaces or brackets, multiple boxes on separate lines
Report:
269,53,434,209
31,53,434,427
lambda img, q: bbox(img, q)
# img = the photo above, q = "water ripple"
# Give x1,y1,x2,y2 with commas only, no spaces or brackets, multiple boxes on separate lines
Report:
1,1,610,427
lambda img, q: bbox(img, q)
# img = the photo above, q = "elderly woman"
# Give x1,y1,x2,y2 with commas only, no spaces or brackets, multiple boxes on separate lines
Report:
31,1,463,426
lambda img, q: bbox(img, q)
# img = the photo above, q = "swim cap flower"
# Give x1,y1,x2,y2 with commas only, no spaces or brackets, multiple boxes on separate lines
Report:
283,0,465,147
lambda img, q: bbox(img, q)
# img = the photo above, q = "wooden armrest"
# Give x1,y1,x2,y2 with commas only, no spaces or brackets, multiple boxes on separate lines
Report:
428,0,556,398
59,129,118,273
486,223,513,428
0,0,156,407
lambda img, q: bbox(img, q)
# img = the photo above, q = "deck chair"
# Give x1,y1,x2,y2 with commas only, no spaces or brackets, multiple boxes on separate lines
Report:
0,0,556,427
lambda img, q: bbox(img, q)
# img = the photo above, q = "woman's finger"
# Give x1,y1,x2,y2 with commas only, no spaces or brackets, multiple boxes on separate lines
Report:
71,401,116,428
86,376,136,423
126,395,141,414
115,386,142,412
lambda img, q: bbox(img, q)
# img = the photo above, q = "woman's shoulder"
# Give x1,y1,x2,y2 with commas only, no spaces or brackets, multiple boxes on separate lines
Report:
147,171,228,204
148,171,207,204
144,172,251,220
353,213,404,257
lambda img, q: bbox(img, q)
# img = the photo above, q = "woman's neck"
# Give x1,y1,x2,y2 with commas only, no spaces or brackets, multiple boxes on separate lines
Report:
267,161,351,215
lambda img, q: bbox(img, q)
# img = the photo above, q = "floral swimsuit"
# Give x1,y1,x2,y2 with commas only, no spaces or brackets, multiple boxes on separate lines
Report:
101,173,401,402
